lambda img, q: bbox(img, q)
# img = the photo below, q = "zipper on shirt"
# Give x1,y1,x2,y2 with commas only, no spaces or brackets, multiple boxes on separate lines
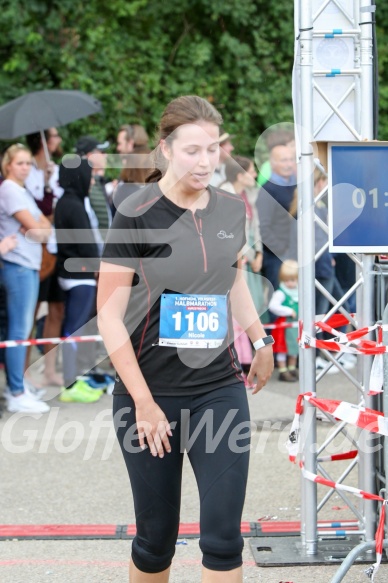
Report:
192,214,208,273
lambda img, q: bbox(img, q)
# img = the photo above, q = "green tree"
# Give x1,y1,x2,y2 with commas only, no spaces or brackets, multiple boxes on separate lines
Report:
0,0,295,157
0,0,386,158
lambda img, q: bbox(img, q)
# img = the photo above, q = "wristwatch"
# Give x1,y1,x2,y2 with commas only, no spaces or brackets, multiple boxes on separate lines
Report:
253,335,275,351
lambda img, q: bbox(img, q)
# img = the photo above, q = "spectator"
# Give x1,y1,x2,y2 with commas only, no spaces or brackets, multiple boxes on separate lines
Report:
113,123,151,209
25,128,65,387
25,128,63,214
55,158,103,403
269,260,299,382
209,130,234,187
221,155,264,382
116,124,135,157
257,128,295,187
0,144,51,413
74,136,114,387
256,144,296,295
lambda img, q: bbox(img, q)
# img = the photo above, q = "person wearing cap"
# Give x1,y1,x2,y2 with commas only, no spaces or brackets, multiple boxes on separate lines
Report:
209,131,235,187
75,136,112,236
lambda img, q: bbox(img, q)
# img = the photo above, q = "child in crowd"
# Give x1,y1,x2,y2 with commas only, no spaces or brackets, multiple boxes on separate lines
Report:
269,259,299,382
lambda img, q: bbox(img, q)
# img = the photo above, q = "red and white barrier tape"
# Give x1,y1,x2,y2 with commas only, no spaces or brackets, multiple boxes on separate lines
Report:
0,335,102,349
0,318,299,348
300,462,387,582
287,393,388,463
299,314,387,394
300,462,384,502
317,450,358,463
301,314,386,356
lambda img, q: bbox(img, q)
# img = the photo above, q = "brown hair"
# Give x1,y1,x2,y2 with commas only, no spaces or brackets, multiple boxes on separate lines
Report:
224,155,252,184
133,124,149,148
1,143,31,177
146,95,223,183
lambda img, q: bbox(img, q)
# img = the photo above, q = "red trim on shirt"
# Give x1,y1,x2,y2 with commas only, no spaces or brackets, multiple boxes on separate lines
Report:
135,196,160,212
217,190,245,203
192,215,208,273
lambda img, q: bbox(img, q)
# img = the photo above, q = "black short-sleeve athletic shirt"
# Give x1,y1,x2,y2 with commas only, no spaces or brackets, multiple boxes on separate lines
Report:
102,182,247,396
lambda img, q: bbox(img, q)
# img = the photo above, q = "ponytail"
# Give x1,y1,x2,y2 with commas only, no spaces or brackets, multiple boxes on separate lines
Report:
146,168,163,183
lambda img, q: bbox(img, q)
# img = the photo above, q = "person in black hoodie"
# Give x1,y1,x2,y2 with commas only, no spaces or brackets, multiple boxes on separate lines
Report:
55,159,102,402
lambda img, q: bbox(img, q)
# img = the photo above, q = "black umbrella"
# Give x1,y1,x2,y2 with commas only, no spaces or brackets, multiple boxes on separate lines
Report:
0,89,102,160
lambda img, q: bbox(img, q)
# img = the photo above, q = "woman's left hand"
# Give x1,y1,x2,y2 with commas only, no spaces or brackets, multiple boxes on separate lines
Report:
246,345,274,394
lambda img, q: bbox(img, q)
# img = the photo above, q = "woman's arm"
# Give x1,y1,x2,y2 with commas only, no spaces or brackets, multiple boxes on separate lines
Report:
97,261,172,457
13,209,52,243
230,257,274,393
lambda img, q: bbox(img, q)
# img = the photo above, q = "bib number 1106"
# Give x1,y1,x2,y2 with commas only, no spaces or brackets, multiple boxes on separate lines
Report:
172,311,219,332
159,293,228,348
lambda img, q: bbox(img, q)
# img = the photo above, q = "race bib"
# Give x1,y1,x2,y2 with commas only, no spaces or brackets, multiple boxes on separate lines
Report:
159,293,228,349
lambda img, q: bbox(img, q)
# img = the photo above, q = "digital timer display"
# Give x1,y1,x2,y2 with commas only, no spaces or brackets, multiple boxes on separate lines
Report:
329,143,388,252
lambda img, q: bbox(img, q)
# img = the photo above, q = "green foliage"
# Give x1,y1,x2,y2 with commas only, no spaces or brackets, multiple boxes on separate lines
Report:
0,0,386,157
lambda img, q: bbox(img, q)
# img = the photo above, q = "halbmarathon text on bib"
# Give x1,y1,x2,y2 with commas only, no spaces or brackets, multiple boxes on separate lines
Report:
159,293,228,349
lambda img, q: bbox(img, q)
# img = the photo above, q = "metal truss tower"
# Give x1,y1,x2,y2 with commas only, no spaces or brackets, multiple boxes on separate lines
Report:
296,0,377,569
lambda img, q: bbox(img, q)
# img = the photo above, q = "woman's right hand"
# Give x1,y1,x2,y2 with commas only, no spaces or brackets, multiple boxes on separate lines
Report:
135,400,172,458
0,234,18,255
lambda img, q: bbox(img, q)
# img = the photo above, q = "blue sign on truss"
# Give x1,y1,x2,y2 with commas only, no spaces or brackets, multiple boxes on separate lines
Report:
329,142,388,253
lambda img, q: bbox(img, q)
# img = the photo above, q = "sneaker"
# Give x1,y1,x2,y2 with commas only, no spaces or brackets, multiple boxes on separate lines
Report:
24,380,47,400
288,368,299,380
7,392,50,413
278,370,297,382
105,381,115,395
4,382,46,402
59,380,103,403
79,373,115,392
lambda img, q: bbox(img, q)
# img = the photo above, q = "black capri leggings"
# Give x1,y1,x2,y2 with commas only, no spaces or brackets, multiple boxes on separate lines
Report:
113,382,250,573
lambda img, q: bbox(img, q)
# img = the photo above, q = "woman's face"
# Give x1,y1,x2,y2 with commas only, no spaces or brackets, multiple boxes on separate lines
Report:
6,150,32,185
162,121,220,191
